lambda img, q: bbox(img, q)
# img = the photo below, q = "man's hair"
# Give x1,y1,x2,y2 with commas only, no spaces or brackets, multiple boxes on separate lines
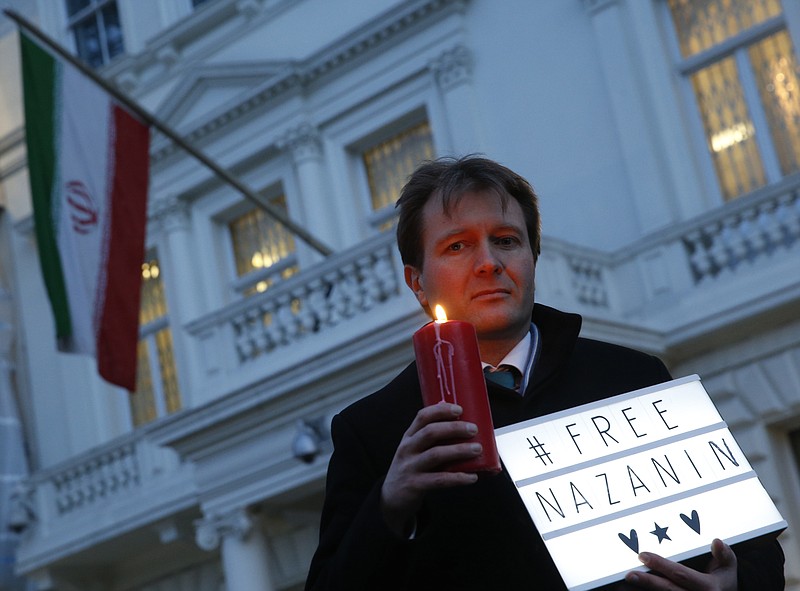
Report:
395,156,541,270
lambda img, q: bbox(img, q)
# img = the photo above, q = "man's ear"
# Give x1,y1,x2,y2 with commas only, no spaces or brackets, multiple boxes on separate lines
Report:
404,265,428,308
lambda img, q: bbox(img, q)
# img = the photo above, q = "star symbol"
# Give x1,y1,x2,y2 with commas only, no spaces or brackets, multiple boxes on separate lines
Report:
650,523,671,544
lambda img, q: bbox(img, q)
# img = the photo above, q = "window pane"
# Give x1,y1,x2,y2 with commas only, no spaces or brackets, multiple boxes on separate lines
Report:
131,340,156,427
228,196,296,278
73,16,104,68
101,3,124,61
668,0,783,58
132,252,181,427
750,31,800,177
155,329,181,414
363,121,434,215
691,56,766,199
140,257,167,325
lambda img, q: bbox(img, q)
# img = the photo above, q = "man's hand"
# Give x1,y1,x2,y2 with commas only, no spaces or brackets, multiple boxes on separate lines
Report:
380,403,482,536
623,538,737,590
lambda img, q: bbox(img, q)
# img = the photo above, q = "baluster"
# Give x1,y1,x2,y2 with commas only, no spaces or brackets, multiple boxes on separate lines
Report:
301,279,329,332
705,221,729,277
739,209,764,264
339,263,361,317
683,230,710,283
757,200,784,251
374,247,398,298
273,294,296,345
325,270,345,326
232,313,255,361
248,301,270,355
358,255,380,310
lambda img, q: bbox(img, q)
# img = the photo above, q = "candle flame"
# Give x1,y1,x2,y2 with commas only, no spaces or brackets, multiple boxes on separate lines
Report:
434,305,448,323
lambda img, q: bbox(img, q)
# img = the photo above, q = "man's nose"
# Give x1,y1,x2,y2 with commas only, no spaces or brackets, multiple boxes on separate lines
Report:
474,242,502,274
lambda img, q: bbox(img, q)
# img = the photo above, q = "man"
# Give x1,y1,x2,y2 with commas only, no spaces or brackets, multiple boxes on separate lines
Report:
305,157,784,590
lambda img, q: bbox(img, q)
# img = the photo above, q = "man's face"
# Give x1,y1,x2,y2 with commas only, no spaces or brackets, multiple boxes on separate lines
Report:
404,190,536,348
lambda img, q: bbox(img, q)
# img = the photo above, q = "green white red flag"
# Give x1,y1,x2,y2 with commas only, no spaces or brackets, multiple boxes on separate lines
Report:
20,32,149,391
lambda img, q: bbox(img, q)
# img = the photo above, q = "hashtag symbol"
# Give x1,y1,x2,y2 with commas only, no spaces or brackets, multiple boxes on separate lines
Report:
527,436,553,465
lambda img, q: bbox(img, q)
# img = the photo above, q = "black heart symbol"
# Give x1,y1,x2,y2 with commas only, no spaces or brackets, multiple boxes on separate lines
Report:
618,529,639,553
680,510,701,534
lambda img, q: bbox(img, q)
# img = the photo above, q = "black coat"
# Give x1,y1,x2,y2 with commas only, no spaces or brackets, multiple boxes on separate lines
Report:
305,304,784,590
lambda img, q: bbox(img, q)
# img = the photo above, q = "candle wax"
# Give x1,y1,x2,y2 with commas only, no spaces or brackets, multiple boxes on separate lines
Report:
413,319,501,474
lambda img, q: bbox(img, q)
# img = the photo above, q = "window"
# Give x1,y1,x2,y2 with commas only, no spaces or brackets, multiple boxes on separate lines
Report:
363,120,434,230
228,194,297,296
65,0,124,68
668,0,800,201
130,252,181,427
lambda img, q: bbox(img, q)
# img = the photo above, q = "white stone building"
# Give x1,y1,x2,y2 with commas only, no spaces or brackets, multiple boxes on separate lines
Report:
0,0,799,589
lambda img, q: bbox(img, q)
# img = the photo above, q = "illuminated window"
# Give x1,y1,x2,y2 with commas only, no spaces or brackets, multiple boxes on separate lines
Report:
130,252,181,427
228,194,298,296
363,120,434,230
65,0,124,68
668,0,800,201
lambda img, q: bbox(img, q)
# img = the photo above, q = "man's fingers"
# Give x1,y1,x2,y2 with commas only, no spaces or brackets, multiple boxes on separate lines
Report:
625,540,738,590
405,402,463,437
709,538,736,569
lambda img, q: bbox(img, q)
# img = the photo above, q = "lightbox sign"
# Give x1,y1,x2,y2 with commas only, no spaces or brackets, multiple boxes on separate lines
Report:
494,375,786,591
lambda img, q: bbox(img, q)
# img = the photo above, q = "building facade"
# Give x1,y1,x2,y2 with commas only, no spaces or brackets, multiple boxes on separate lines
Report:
0,0,799,589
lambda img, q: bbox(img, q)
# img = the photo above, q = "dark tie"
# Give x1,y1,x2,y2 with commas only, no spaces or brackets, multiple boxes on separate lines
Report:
484,365,520,391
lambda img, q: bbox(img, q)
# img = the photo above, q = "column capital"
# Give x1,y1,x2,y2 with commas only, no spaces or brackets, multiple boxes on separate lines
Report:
149,194,191,234
277,123,323,164
430,44,473,91
195,508,254,551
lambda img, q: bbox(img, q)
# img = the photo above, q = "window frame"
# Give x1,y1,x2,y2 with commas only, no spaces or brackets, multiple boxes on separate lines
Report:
216,181,299,299
356,115,435,231
64,0,125,68
131,249,181,427
664,1,799,202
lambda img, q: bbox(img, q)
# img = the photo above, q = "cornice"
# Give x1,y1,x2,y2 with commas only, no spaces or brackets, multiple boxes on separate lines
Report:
149,0,469,162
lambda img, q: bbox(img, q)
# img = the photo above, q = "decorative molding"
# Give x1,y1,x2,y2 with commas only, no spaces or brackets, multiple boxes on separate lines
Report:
156,44,180,69
277,123,323,164
195,508,254,551
114,71,138,94
149,194,192,234
430,44,473,91
150,0,468,161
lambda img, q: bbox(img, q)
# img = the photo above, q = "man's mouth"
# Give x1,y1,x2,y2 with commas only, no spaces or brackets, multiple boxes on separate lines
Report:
473,289,510,299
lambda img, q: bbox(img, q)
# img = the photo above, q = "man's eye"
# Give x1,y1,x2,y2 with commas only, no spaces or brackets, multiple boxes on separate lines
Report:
448,242,463,252
497,236,517,247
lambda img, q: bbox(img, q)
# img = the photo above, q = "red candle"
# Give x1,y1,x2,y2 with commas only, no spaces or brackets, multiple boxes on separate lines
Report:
412,305,501,474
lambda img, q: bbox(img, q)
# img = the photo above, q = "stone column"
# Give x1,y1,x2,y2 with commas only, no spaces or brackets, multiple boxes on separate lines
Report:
430,44,483,154
149,194,205,404
278,123,339,259
195,508,275,591
581,0,678,231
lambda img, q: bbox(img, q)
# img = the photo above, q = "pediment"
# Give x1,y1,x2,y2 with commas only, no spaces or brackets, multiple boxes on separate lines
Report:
156,61,295,130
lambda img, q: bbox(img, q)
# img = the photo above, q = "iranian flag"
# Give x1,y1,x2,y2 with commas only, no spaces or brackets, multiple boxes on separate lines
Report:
20,32,150,391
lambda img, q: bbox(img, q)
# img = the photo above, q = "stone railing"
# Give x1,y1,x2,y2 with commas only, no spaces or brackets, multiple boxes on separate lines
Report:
24,432,187,529
187,175,800,386
51,441,140,516
187,231,403,372
681,181,800,284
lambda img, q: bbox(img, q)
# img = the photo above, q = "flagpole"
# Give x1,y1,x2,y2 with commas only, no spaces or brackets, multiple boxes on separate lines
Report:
4,8,333,257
